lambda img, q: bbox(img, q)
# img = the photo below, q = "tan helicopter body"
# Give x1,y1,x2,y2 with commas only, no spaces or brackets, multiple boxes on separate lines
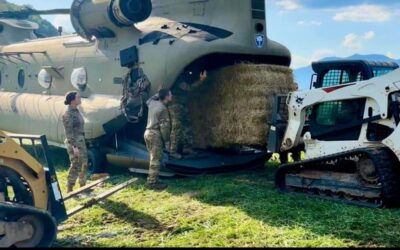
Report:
0,0,291,174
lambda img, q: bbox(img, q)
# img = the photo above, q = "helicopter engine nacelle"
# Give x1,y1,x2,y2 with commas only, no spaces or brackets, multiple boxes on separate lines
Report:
71,0,152,40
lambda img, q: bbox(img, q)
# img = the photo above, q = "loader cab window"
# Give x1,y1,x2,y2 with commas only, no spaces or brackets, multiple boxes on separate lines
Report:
355,72,364,81
372,67,395,77
309,99,366,141
321,70,344,87
319,68,364,88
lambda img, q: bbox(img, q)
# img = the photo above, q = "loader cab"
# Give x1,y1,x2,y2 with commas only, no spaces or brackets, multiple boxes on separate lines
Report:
308,60,399,141
310,60,399,89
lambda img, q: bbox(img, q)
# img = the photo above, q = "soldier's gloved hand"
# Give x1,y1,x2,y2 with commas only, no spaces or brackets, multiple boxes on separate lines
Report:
73,146,80,157
199,70,207,82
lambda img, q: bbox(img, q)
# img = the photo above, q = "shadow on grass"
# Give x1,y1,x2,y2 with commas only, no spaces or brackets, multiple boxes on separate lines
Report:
55,200,163,247
99,199,163,231
164,166,400,247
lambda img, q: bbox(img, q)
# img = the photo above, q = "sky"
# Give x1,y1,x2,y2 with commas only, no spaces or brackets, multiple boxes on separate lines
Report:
267,0,400,68
9,0,74,31
8,0,400,69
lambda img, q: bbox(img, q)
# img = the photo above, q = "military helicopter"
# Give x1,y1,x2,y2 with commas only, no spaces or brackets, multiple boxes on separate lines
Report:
0,0,292,175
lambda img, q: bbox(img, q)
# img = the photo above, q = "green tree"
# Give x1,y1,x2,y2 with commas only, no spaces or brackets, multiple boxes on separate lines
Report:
0,0,58,37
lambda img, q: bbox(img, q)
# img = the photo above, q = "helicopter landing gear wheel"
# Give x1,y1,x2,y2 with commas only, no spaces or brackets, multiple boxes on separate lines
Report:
87,147,105,178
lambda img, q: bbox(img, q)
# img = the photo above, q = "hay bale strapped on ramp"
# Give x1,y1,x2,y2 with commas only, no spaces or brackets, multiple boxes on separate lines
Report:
187,64,297,149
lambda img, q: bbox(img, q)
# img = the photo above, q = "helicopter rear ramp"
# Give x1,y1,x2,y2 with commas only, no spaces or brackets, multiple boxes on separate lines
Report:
105,139,269,175
165,150,269,175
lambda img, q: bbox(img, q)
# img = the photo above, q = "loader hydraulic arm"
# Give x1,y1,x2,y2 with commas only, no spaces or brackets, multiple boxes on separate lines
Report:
280,93,307,151
280,90,325,152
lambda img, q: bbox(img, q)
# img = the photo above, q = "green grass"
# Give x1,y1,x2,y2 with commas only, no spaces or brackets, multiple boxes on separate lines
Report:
51,148,400,248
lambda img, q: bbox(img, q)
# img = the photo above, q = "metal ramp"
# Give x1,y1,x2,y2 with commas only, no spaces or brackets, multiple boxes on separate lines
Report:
106,140,269,175
165,150,269,174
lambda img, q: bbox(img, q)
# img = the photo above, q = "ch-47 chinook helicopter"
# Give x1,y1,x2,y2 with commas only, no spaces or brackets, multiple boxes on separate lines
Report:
0,0,291,175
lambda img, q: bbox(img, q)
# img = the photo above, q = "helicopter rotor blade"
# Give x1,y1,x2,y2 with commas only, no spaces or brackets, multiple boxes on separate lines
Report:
0,8,70,19
30,9,71,15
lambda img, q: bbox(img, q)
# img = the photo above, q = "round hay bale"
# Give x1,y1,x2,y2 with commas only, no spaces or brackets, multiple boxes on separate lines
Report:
187,64,297,149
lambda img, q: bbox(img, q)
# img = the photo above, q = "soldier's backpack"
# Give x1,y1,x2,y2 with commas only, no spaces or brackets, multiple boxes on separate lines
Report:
121,68,151,123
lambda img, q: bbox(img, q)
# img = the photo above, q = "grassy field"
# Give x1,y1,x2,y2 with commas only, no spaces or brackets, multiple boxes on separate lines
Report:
50,149,400,248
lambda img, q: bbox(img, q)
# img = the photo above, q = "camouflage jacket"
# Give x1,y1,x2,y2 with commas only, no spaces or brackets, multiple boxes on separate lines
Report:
172,77,202,103
62,106,85,147
146,95,171,145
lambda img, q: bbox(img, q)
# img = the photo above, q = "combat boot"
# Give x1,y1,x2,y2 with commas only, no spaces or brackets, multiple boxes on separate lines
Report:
182,147,197,155
90,173,110,181
79,181,87,188
145,181,168,191
169,152,183,160
67,184,74,194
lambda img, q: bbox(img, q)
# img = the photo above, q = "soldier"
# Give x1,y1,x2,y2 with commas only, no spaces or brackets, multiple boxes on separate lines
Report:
62,91,88,193
169,70,207,159
144,88,173,190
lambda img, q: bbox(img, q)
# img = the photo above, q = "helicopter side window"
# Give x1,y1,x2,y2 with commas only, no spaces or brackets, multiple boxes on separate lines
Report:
71,67,87,91
38,69,52,89
18,69,25,88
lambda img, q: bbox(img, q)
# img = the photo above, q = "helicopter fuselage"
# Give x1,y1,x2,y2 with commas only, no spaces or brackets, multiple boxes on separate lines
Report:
0,0,290,147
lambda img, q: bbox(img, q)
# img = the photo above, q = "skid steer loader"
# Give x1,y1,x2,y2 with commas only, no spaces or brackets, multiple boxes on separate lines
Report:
269,60,400,207
0,130,138,247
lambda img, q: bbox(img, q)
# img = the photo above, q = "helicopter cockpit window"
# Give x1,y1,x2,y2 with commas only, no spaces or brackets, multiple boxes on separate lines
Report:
71,67,87,91
38,69,52,89
18,69,25,88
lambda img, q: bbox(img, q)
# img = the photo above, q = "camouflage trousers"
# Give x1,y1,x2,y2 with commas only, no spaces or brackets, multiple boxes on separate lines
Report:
65,137,88,188
169,101,194,153
144,129,163,184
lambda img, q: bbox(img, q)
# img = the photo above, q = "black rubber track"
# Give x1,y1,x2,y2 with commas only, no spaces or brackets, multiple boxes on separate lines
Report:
0,202,57,247
367,148,400,207
275,147,400,208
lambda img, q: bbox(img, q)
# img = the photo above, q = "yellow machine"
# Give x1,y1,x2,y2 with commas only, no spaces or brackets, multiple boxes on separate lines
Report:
0,130,137,247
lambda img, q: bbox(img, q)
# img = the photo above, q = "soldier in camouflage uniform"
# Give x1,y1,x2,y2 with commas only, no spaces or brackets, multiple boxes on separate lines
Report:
62,91,88,193
144,88,173,190
169,70,207,159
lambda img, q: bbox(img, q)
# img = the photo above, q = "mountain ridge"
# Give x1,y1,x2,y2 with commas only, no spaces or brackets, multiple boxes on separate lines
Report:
0,0,58,37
